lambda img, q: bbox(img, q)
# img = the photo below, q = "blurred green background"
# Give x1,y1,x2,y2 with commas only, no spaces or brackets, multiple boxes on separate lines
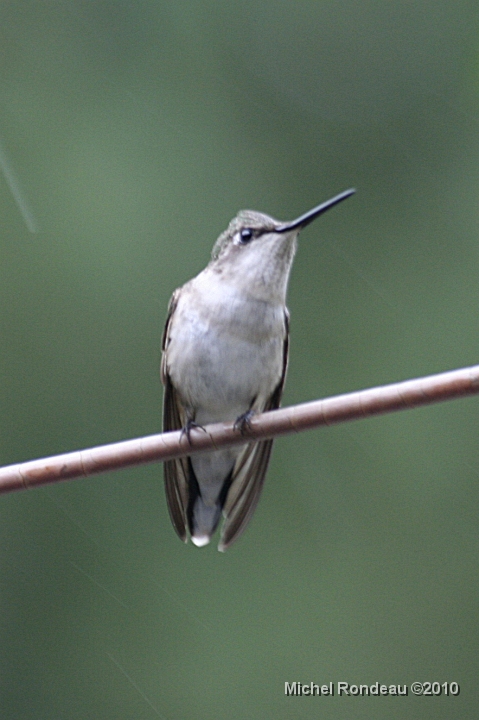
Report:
1,2,479,718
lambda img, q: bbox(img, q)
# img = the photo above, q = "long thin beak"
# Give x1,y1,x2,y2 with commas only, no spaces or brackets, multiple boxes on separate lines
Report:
276,188,356,233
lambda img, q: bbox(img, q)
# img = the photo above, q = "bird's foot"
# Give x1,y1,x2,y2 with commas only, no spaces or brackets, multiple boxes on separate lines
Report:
181,418,207,445
234,409,254,436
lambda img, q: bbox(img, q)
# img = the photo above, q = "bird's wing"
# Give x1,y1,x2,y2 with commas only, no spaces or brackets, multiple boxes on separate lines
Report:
219,310,290,551
161,290,189,542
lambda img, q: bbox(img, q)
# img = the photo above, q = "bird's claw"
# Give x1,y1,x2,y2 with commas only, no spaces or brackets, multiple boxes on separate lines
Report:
181,419,207,445
234,410,254,436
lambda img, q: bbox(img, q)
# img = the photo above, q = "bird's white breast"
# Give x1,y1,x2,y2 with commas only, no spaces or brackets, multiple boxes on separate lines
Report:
166,269,286,424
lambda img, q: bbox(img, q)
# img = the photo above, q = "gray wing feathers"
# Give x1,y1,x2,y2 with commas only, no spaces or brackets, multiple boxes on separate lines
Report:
218,438,274,551
162,290,189,542
163,374,189,542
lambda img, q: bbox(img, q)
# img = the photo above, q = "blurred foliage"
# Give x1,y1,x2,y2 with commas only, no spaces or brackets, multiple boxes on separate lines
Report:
1,2,479,718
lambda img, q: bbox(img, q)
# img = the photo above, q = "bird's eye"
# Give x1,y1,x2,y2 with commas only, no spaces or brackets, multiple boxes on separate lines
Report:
239,228,254,244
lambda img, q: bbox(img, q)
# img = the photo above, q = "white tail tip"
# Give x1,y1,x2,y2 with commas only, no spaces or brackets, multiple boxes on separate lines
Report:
191,534,211,548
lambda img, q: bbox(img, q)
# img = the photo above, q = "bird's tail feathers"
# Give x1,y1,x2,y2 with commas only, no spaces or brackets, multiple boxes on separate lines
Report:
190,497,222,547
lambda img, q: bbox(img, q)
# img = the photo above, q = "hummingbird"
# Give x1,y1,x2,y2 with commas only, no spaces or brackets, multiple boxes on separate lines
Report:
161,188,355,551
